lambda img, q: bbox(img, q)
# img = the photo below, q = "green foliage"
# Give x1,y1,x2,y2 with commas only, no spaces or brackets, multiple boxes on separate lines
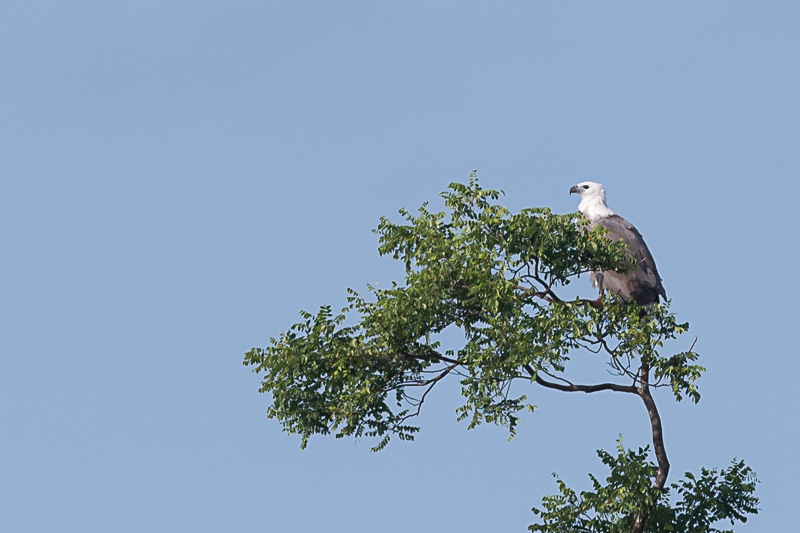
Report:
244,176,702,449
530,438,759,532
244,175,758,529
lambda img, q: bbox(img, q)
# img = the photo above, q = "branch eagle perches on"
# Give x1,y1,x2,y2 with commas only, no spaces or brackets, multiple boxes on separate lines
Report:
245,177,756,532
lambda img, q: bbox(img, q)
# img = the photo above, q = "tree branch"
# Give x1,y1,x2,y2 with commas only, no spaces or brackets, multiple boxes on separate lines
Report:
390,363,459,428
404,350,462,367
535,376,638,394
524,364,637,394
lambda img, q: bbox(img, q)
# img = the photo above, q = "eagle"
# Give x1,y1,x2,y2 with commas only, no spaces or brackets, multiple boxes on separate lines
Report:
570,181,666,306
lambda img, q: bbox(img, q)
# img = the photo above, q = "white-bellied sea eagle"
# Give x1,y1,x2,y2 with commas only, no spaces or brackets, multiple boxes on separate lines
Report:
570,181,666,306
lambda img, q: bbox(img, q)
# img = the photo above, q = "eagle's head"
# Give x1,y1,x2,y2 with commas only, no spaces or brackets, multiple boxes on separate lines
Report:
569,181,613,219
569,181,606,201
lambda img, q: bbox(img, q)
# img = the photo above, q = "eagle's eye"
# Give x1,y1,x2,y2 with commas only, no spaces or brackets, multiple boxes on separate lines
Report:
583,185,589,189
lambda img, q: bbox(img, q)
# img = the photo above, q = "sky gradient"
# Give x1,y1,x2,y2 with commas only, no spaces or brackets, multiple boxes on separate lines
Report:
2,2,797,531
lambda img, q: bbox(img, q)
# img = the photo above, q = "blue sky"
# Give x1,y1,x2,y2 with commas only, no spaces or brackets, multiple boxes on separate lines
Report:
1,2,797,531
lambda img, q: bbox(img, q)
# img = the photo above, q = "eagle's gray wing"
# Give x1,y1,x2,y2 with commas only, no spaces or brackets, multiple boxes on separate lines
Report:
590,214,666,305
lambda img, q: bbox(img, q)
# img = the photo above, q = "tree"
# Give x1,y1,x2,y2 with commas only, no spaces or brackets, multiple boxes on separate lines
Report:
244,176,758,532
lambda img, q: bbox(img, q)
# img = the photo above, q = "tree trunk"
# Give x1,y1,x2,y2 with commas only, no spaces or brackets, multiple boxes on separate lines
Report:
630,363,669,533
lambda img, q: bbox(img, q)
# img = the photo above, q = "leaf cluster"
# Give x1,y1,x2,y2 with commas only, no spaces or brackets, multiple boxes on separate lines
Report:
530,438,759,533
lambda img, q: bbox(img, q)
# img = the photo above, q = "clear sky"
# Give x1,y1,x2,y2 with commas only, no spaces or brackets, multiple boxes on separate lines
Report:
2,2,797,531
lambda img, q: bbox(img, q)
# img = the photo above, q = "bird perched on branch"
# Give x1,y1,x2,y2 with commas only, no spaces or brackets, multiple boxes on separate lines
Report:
570,181,666,306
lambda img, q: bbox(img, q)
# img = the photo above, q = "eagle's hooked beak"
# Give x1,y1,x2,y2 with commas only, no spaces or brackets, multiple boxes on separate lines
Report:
569,185,579,195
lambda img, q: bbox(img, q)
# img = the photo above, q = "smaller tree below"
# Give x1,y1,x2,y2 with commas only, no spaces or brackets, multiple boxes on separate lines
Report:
531,438,758,533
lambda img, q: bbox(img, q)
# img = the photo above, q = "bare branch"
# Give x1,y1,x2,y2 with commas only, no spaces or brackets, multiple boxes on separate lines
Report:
516,284,560,304
536,375,638,395
523,364,638,395
389,363,459,428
